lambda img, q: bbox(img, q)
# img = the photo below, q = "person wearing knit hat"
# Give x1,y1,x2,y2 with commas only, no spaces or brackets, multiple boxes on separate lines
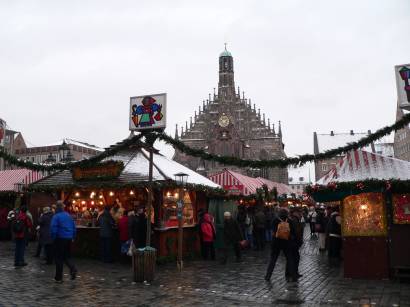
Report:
221,211,243,264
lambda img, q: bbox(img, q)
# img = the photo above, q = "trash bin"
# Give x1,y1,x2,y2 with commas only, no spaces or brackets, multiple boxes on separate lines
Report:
132,247,156,282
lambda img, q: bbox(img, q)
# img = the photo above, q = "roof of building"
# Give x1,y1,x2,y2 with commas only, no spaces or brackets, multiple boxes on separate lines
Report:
208,169,292,196
317,150,410,184
44,138,104,152
0,169,43,191
314,131,371,154
31,146,219,189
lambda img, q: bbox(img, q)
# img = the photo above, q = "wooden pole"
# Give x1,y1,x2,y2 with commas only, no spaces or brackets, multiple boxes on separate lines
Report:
146,147,153,247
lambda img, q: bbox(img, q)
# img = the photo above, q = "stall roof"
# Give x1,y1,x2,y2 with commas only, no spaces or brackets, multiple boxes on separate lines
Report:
317,150,410,185
31,147,220,189
208,169,292,196
0,169,42,191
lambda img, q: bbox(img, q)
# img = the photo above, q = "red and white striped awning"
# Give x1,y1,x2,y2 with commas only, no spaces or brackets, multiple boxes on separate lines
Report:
0,169,43,191
208,169,293,196
317,150,410,185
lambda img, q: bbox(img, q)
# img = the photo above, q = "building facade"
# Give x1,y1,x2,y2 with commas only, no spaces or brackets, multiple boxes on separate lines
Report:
0,118,27,170
288,164,312,196
173,47,288,183
14,138,103,164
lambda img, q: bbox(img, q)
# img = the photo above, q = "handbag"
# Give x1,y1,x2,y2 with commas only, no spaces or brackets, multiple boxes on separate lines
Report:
121,240,131,254
127,240,137,257
239,240,249,249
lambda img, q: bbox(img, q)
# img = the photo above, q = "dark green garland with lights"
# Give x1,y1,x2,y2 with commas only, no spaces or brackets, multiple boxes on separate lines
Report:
155,112,410,167
1,113,410,171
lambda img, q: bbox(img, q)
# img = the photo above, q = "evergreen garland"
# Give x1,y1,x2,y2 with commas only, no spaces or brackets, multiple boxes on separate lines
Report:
1,112,410,171
155,112,410,168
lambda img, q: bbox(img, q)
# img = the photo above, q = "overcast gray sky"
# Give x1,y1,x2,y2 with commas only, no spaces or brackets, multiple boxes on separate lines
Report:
1,0,409,159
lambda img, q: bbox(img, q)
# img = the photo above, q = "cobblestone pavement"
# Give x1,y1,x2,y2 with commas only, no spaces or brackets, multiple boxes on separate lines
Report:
0,227,409,307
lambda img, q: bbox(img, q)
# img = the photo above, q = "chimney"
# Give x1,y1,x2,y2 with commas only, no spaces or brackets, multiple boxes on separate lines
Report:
350,130,354,135
330,131,334,136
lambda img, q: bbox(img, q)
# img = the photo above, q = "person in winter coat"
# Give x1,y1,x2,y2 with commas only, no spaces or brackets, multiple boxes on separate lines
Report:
50,201,77,283
118,210,129,244
264,207,273,243
308,207,317,237
328,206,342,265
38,207,54,264
129,208,147,248
97,206,116,263
221,211,243,264
200,213,216,260
316,207,328,251
265,208,298,282
286,207,304,280
253,207,266,251
13,206,32,267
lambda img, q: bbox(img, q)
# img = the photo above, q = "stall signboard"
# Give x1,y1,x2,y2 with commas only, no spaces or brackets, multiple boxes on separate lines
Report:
342,192,387,237
395,64,410,108
72,161,124,181
392,194,410,224
129,93,167,131
223,184,244,195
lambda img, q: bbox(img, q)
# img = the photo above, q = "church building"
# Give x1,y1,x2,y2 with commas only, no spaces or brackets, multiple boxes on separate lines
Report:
173,47,288,184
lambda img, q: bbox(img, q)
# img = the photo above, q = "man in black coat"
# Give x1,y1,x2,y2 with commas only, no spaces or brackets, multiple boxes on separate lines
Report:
129,208,147,248
221,211,243,264
38,207,54,264
286,207,303,280
97,206,116,263
265,208,298,282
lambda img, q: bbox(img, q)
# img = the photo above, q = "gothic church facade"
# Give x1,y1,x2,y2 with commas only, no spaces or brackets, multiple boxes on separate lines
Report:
173,47,288,184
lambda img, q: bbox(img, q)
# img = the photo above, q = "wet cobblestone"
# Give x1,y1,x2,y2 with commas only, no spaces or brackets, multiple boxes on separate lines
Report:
0,227,409,306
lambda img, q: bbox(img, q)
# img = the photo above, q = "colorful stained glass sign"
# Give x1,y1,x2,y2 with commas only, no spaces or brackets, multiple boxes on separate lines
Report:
342,192,387,237
129,93,166,131
392,194,410,224
395,64,410,107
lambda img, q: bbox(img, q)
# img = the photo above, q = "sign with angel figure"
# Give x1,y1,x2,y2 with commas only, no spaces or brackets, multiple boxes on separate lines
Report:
129,93,166,131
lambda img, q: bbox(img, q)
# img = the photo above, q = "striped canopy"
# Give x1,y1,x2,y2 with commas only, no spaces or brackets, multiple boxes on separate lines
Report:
208,169,292,196
317,150,410,185
0,169,43,191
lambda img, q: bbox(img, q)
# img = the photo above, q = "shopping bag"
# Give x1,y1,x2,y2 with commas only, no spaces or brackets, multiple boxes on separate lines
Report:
121,240,131,254
127,240,137,257
239,240,249,249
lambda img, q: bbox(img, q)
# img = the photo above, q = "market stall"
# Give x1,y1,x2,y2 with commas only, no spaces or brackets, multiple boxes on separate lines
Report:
29,142,220,260
309,149,410,279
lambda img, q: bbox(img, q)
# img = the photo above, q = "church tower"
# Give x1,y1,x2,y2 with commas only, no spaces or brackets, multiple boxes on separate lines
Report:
218,45,236,99
173,46,288,184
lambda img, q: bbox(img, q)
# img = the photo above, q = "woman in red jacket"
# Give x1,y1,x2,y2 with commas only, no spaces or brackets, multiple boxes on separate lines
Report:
13,206,32,267
200,213,216,260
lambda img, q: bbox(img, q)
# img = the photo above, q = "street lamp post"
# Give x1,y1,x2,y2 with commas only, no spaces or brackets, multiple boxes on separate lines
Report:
59,140,71,162
174,172,189,271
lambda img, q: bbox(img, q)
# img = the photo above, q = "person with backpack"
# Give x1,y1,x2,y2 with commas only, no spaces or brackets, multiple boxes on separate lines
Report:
50,201,77,283
12,206,32,267
200,213,216,260
264,208,297,282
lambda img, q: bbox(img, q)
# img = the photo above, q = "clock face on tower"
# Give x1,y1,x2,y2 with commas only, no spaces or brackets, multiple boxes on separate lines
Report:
218,114,230,127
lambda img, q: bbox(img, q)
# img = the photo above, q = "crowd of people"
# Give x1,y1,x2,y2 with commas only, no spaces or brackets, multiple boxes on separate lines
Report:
3,199,342,284
5,200,149,283
197,204,342,283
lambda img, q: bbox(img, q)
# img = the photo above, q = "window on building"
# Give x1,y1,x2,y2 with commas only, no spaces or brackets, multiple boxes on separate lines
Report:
321,164,327,172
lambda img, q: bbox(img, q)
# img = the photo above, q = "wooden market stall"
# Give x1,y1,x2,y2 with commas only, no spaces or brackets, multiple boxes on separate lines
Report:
29,143,220,260
310,150,410,279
